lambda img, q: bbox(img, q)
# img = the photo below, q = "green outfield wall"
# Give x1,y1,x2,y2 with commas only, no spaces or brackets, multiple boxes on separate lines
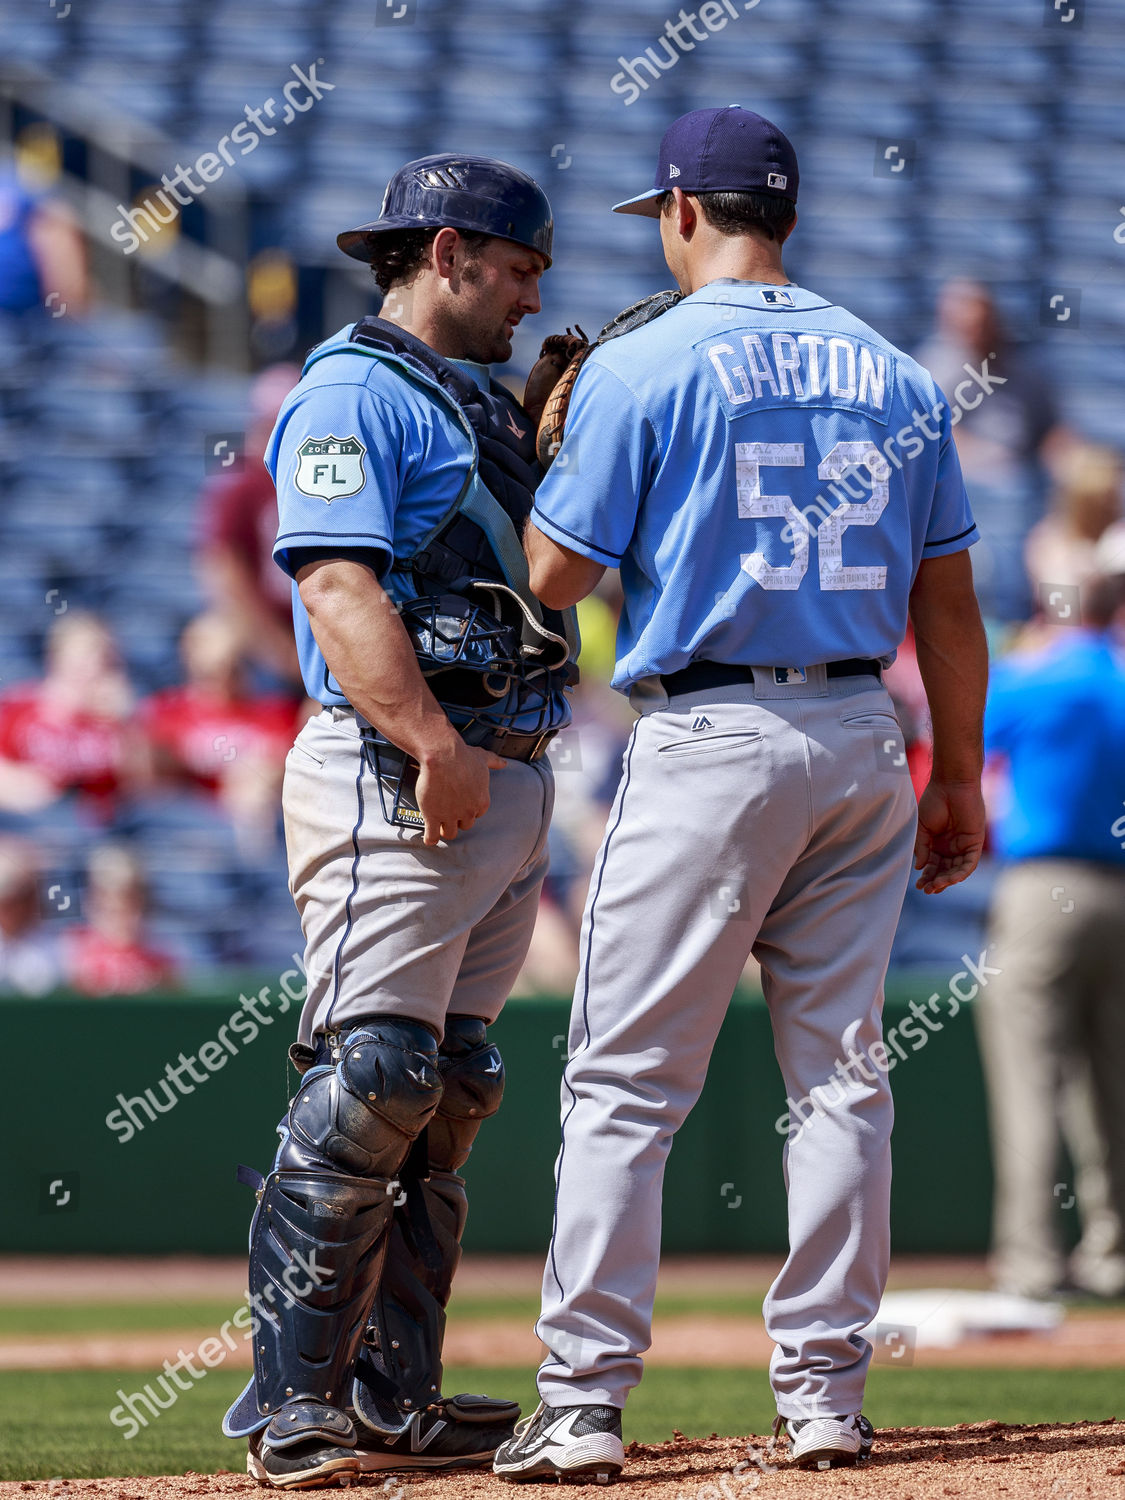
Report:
5,979,995,1256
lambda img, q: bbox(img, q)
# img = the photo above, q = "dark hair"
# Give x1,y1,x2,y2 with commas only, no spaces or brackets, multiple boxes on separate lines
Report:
367,226,493,294
661,189,796,242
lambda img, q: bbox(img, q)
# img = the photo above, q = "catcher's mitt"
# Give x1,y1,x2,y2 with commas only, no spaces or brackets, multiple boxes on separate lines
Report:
528,291,683,469
523,327,589,427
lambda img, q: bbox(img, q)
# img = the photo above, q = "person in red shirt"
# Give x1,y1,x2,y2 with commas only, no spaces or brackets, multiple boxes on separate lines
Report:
141,611,301,850
65,844,178,995
196,364,303,688
0,612,143,818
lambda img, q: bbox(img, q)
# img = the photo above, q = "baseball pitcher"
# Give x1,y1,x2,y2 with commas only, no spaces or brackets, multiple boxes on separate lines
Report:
493,108,988,1482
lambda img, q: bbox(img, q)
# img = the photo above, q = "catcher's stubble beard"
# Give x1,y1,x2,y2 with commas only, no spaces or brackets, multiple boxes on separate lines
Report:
383,231,545,366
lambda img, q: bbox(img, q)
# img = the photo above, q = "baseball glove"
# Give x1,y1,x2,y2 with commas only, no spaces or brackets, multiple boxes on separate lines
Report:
528,290,683,469
523,327,589,427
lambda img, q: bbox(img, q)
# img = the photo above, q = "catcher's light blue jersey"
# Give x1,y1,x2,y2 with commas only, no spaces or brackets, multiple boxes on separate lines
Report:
265,327,485,704
532,282,978,691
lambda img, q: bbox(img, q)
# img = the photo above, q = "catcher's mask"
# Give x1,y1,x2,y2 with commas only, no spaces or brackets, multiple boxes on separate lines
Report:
360,585,571,830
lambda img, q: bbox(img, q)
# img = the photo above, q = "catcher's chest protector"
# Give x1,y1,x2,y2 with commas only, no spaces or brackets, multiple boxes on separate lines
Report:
350,319,539,581
307,317,578,659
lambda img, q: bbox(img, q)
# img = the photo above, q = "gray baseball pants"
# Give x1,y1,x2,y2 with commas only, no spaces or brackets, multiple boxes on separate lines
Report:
534,669,917,1421
284,706,553,1043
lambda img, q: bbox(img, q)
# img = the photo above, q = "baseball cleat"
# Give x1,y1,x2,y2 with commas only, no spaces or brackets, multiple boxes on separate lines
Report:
353,1398,518,1471
493,1401,624,1483
246,1430,360,1490
777,1412,874,1470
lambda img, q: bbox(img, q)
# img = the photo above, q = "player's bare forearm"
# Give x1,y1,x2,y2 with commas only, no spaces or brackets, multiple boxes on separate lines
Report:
910,551,988,782
297,559,455,756
908,550,988,893
525,522,605,609
296,559,503,843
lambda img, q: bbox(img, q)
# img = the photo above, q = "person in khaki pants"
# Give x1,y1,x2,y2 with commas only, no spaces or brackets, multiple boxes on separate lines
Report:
976,571,1125,1298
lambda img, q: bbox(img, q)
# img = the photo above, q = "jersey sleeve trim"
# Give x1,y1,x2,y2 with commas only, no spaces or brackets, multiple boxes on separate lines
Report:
923,522,978,552
275,529,393,578
530,507,624,565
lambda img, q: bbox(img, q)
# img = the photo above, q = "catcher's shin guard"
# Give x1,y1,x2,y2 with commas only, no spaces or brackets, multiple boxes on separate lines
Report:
353,1016,511,1433
223,1018,443,1443
245,1169,394,1418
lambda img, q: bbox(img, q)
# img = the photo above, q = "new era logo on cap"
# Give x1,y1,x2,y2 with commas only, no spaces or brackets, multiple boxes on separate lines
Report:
613,105,799,217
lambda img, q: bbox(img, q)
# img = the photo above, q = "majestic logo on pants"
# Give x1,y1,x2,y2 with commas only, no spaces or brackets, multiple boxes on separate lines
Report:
295,435,367,501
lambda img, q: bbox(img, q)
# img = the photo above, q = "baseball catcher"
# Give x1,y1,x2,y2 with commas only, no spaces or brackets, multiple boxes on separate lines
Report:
222,154,582,1490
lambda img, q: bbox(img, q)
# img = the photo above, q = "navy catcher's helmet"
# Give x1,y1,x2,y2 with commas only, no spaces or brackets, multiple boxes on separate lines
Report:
360,588,571,828
337,153,553,267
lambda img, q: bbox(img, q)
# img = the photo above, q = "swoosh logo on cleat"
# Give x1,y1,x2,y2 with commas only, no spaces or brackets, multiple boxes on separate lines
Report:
512,1410,589,1458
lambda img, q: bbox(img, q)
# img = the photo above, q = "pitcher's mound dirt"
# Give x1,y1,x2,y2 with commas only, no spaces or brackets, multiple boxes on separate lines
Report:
2,1421,1123,1500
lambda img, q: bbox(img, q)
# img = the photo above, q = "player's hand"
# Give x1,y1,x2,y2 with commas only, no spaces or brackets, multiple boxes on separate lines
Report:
913,779,986,894
414,739,507,846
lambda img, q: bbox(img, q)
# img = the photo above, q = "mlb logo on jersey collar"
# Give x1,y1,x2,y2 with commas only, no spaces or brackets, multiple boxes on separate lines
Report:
774,666,807,685
760,288,794,307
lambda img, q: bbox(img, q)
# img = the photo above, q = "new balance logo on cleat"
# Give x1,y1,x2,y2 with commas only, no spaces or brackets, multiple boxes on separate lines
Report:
353,1397,517,1472
691,715,714,732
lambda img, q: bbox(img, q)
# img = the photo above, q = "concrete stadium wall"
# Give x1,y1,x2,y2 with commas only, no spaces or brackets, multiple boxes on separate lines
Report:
6,981,992,1256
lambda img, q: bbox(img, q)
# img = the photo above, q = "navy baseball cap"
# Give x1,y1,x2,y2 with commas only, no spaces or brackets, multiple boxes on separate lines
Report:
612,106,799,218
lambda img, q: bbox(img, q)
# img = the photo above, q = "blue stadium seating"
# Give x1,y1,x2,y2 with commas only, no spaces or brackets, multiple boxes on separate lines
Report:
2,0,1121,984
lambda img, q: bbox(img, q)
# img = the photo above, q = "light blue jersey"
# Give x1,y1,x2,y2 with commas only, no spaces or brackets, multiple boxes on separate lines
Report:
532,282,978,691
267,327,483,704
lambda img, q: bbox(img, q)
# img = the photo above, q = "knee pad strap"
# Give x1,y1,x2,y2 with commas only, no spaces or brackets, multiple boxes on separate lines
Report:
429,1015,504,1173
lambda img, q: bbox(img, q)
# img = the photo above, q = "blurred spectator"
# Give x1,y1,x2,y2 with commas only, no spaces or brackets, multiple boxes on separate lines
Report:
918,279,1065,492
65,845,178,995
141,611,300,853
974,572,1125,1298
0,129,88,318
1025,443,1123,595
891,444,1122,807
917,280,1068,624
197,363,302,688
0,612,145,818
0,836,63,996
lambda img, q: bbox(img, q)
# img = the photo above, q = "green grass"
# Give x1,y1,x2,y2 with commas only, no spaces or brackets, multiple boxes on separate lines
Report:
0,1301,248,1338
0,1366,1120,1482
0,1292,767,1338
